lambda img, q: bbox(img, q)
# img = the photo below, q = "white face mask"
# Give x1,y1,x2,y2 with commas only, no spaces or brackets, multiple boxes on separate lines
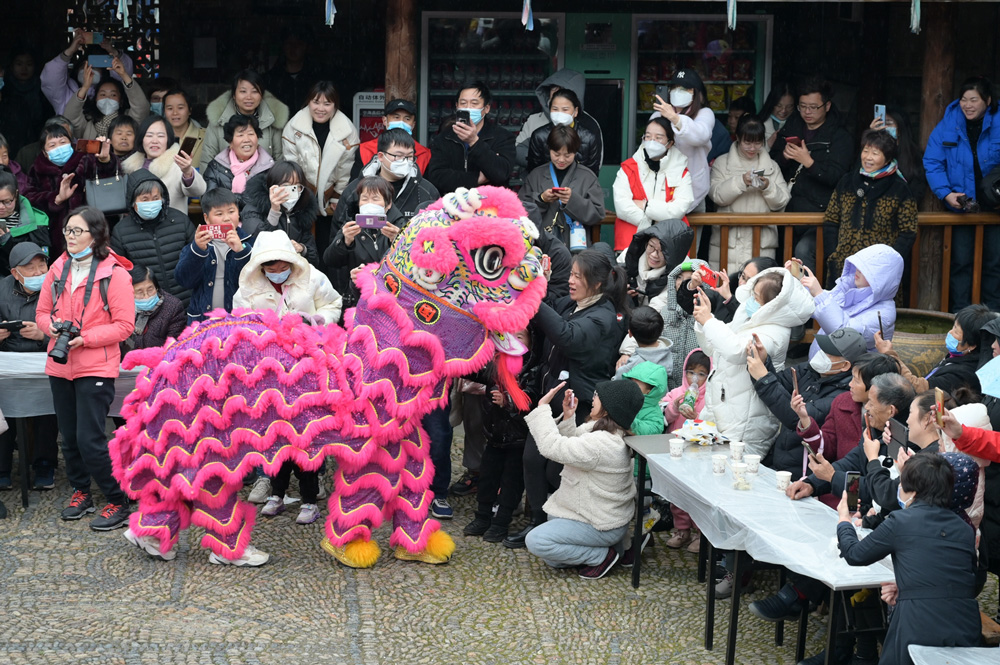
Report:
388,159,412,179
643,140,667,159
96,98,120,116
809,350,833,374
281,190,301,210
550,111,574,126
670,88,695,108
359,203,385,216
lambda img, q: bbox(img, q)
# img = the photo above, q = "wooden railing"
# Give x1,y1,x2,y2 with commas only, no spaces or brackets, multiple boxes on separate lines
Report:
593,212,1000,312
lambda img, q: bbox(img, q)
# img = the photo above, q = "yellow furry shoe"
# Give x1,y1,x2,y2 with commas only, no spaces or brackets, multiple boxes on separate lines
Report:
321,537,381,568
394,529,456,564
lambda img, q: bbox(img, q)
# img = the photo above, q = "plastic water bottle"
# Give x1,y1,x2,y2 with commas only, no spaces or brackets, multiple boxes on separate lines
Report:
682,377,699,412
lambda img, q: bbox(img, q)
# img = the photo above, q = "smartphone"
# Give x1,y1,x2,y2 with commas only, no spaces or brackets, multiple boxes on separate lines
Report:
179,136,198,155
874,104,887,125
752,169,765,177
791,367,799,394
0,321,25,332
697,264,720,288
456,109,471,125
567,389,578,410
886,417,908,461
88,54,114,68
935,387,945,427
845,471,861,513
788,259,803,279
75,139,102,154
83,32,104,45
541,255,551,273
800,439,818,463
786,136,803,147
877,311,884,338
552,187,568,192
356,214,387,229
199,224,233,240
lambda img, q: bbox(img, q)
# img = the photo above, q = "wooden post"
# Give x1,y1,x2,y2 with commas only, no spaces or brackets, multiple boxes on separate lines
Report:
385,0,417,103
917,2,955,311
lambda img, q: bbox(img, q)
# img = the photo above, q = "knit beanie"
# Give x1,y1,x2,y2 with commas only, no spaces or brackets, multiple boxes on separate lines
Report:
594,379,645,430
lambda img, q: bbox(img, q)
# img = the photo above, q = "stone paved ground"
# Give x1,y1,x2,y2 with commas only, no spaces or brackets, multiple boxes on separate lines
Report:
1,435,997,665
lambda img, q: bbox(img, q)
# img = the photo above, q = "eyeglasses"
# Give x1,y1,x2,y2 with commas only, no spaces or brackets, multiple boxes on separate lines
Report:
63,227,91,237
797,103,825,113
383,152,415,162
0,197,16,207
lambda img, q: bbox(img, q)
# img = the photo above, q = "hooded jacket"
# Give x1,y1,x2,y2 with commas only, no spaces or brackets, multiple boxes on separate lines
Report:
239,171,320,267
202,147,275,201
109,169,197,304
696,268,816,457
769,105,854,212
515,68,604,171
281,107,359,215
425,118,516,193
0,274,50,353
518,159,605,251
623,219,694,305
708,142,790,273
0,195,50,272
34,250,135,380
622,361,669,436
613,145,695,236
233,230,342,325
661,347,712,431
615,338,673,382
924,100,1000,209
325,202,407,309
121,144,207,213
201,91,289,170
810,244,904,356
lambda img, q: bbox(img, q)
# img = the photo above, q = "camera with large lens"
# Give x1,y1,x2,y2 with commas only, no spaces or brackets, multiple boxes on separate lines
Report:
48,320,80,364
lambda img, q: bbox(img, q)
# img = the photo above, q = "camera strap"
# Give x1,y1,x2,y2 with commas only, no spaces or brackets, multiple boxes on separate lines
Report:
51,256,101,329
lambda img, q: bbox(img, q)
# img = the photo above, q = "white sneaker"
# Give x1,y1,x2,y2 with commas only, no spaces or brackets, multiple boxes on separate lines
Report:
208,544,270,567
296,503,320,524
261,495,285,517
123,528,176,561
316,476,328,500
248,476,271,504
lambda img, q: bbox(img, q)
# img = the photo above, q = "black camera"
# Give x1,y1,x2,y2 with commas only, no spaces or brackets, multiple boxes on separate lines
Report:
48,320,80,364
957,194,981,213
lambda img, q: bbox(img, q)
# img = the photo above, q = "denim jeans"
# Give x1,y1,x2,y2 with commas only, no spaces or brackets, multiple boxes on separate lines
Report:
423,406,453,500
525,517,628,568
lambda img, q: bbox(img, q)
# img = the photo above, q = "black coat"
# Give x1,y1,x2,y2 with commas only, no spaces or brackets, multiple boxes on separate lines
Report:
923,351,983,397
769,107,854,213
471,333,544,448
534,228,572,301
325,204,406,309
109,169,197,306
674,278,737,324
623,219,694,302
0,275,49,353
425,119,515,192
240,172,320,267
526,113,604,176
121,291,188,355
837,503,981,665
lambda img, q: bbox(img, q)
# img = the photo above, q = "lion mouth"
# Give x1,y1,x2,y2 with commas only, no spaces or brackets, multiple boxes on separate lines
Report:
489,331,528,356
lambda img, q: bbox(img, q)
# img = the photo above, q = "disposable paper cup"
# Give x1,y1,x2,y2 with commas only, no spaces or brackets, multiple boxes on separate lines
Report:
745,454,761,475
669,438,685,458
730,441,745,462
776,470,792,491
712,454,727,475
731,462,747,483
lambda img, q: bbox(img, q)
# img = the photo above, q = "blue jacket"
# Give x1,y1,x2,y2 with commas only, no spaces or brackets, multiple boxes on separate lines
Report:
924,100,1000,209
174,229,254,323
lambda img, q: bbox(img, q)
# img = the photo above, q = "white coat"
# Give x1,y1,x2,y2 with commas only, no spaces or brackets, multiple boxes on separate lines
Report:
707,143,791,273
121,144,207,213
613,145,694,236
696,267,815,457
233,230,343,325
281,107,359,216
668,106,715,209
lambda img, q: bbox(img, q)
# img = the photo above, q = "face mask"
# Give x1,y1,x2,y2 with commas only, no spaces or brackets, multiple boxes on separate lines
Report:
48,144,74,166
466,108,484,125
96,98,120,116
643,140,667,159
670,88,694,108
150,102,164,116
770,114,787,129
135,200,163,220
550,111,574,126
266,268,291,284
386,121,412,135
359,203,385,216
809,350,833,374
946,332,962,354
281,189,301,210
896,485,912,510
389,159,412,179
69,244,93,260
135,294,160,312
17,270,46,292
744,297,761,318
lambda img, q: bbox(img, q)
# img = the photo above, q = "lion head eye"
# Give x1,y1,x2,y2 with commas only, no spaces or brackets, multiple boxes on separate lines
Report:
473,245,506,281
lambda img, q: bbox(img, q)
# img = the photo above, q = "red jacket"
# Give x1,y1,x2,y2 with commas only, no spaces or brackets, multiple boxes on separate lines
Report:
797,390,863,507
357,137,431,175
35,251,135,380
953,425,1000,463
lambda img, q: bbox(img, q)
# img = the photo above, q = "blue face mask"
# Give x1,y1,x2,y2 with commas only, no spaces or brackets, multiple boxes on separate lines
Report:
886,126,897,139
135,294,160,312
387,121,412,135
896,485,912,510
770,114,786,129
135,200,163,221
266,268,291,284
744,298,761,318
17,270,46,292
68,244,93,260
466,108,484,125
47,144,74,167
945,332,962,354
150,102,164,116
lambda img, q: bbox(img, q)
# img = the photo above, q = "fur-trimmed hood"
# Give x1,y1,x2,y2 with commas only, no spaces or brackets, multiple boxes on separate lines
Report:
122,144,181,180
206,91,290,132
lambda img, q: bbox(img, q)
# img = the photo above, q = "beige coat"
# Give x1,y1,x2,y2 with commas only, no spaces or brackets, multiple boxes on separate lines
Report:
200,91,289,170
281,107,359,216
122,144,206,213
708,144,790,273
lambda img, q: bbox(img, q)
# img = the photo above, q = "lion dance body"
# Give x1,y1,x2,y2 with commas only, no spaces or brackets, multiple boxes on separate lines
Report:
109,187,546,567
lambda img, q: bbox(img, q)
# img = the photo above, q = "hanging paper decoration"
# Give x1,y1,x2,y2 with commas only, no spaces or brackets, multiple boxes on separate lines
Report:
522,0,534,31
727,0,737,30
910,0,921,34
116,0,130,28
326,0,337,27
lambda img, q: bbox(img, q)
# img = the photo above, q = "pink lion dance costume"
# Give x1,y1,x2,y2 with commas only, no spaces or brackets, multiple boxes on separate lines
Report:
109,186,546,567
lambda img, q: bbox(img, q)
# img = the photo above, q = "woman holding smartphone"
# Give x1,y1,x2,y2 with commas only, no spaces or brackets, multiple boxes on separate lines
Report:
121,115,206,213
241,161,320,266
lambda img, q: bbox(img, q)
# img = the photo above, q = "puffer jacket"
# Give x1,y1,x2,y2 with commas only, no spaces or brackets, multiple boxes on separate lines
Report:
35,251,135,380
515,68,604,171
200,91,289,170
121,291,187,355
233,230,342,325
696,267,816,457
281,107,358,215
622,361,669,435
121,144,207,213
613,145,694,236
239,171,320,266
924,100,1000,210
526,116,604,177
662,347,712,431
623,218,694,305
708,142,790,273
109,169,197,305
202,148,275,202
811,244,904,356
0,195,51,272
518,159,605,251
174,220,257,322
325,203,406,309
525,406,636,531
0,275,50,353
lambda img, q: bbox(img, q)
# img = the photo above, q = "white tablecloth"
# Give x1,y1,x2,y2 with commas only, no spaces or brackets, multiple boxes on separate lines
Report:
644,437,894,590
908,645,1000,665
0,352,143,418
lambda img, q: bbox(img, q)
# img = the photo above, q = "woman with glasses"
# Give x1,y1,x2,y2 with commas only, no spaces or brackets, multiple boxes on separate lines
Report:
758,81,797,149
708,116,790,273
0,167,51,272
241,160,320,266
